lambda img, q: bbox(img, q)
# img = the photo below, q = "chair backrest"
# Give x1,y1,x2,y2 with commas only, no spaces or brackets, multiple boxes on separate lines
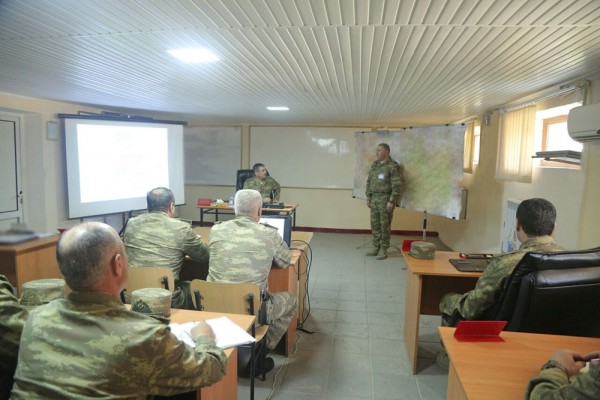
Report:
190,279,260,316
236,169,255,191
490,247,600,337
126,266,175,294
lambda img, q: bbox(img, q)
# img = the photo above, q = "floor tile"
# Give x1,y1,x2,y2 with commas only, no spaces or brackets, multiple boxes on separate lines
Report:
263,233,450,400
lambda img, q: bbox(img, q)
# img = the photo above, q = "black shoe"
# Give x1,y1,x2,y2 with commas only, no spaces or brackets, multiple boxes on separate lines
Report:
239,356,275,378
258,357,275,375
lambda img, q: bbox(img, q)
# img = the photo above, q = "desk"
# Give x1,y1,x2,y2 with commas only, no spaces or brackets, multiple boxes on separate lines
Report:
403,250,481,374
0,235,62,296
197,204,299,227
186,228,312,356
439,327,600,400
169,308,255,400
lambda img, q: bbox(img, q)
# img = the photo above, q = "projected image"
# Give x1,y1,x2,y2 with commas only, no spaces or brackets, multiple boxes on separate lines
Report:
77,124,169,203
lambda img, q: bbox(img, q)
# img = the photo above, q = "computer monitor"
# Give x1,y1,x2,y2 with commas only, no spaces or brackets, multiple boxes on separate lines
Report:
259,215,292,246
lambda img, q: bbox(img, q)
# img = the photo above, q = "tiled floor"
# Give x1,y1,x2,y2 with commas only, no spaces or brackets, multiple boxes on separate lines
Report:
238,232,451,400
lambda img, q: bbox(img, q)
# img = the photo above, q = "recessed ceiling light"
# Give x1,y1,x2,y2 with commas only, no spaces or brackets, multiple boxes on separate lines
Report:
267,106,289,111
167,48,219,63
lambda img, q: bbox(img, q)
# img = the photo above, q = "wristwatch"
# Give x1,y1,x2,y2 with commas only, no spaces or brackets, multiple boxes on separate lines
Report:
541,360,569,377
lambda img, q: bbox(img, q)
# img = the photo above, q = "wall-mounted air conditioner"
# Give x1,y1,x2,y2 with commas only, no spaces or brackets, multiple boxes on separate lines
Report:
568,103,600,142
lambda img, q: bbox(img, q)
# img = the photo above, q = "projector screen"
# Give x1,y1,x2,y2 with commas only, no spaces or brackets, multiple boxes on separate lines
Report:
64,118,185,218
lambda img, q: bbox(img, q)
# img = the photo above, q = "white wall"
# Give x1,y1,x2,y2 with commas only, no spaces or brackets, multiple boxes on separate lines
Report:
3,78,600,253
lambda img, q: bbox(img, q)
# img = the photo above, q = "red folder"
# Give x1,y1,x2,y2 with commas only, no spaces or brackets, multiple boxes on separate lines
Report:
197,198,212,206
454,320,507,342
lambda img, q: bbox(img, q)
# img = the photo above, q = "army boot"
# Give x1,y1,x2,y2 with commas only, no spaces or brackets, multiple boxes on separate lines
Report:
366,247,379,256
376,248,388,260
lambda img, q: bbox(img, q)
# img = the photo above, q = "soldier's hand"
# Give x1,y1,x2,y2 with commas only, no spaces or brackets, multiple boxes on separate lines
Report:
367,201,371,209
550,349,586,376
190,321,216,341
386,202,394,213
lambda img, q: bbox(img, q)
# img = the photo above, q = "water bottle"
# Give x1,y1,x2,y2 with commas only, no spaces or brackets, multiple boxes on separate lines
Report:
228,196,234,206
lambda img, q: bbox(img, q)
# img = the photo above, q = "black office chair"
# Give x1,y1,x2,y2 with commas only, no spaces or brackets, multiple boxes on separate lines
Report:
236,169,255,191
487,247,600,337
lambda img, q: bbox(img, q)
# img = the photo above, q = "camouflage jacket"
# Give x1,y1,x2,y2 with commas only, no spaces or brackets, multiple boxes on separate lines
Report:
0,275,27,400
440,236,562,321
124,211,209,281
207,216,291,291
366,157,405,204
243,176,281,202
526,363,600,399
10,291,227,399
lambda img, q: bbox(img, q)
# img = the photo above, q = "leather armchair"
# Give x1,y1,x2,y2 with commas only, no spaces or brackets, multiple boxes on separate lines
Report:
236,169,254,191
489,247,600,337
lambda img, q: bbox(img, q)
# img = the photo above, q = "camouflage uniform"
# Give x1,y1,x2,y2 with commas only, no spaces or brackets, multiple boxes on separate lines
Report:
207,215,295,349
10,291,227,399
243,176,281,202
124,211,209,309
365,157,404,251
0,275,27,400
439,236,561,326
526,363,600,399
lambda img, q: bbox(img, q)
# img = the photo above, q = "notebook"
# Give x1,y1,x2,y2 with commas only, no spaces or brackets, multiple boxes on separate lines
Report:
449,258,489,272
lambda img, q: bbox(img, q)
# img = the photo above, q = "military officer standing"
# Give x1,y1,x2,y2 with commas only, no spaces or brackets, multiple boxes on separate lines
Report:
365,143,405,260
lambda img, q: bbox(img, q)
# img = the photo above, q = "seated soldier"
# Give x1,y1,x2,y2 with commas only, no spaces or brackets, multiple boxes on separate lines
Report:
437,198,562,368
10,222,226,399
124,187,209,309
208,189,296,376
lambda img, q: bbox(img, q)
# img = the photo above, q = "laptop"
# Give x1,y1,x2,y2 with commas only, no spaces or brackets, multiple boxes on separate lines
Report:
449,259,489,272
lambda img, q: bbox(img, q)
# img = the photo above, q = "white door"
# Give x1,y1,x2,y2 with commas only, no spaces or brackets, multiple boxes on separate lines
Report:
0,114,23,229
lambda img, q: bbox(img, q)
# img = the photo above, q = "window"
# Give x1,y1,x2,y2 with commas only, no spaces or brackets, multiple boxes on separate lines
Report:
473,125,481,165
535,103,583,167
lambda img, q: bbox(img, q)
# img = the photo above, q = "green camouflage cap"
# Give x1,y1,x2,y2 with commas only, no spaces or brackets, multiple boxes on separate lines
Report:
408,241,436,259
131,288,172,317
20,278,65,308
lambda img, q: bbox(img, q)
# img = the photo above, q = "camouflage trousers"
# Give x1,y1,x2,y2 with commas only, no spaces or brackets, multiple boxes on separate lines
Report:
439,292,462,327
370,194,394,250
263,291,297,350
171,281,196,310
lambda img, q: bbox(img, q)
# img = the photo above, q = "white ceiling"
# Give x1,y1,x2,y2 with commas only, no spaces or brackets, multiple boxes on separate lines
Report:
1,0,599,126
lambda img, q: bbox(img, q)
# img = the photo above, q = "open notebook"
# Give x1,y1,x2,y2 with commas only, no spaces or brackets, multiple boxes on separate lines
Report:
449,259,489,272
170,316,256,349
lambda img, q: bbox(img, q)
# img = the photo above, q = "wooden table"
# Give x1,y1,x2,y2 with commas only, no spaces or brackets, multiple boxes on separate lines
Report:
189,227,312,356
197,203,299,227
0,235,62,296
168,308,255,400
403,250,482,374
439,326,600,400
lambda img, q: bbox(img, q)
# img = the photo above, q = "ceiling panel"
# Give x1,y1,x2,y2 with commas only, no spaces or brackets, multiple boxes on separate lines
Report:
0,0,599,125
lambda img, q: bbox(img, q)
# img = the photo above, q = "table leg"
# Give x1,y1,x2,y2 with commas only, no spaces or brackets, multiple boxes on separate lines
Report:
200,209,205,227
403,270,422,374
447,359,467,400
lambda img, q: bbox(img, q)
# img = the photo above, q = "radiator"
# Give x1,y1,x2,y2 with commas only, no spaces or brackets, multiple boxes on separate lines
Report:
502,199,521,253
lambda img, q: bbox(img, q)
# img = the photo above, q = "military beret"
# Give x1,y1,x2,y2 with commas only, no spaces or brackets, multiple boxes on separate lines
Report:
20,278,66,309
131,288,172,318
408,241,436,260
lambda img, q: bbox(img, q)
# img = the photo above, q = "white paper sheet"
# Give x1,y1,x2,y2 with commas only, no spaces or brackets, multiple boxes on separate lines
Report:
170,316,256,349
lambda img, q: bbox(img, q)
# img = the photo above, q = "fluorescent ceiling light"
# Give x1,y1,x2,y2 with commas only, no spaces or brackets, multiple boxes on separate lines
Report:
168,48,219,63
267,106,289,111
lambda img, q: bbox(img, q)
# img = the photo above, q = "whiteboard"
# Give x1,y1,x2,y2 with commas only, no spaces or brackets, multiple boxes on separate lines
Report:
249,126,359,189
184,126,241,185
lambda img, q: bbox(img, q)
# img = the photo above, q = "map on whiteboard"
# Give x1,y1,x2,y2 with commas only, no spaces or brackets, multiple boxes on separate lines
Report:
354,126,465,219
